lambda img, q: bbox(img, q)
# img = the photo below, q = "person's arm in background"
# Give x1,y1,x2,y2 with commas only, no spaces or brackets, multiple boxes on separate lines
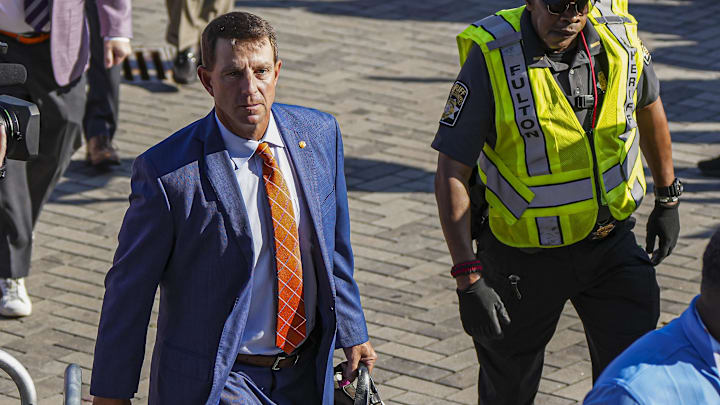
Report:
638,98,675,189
635,48,680,266
434,152,511,339
638,97,679,265
95,0,133,67
432,44,510,339
435,153,477,289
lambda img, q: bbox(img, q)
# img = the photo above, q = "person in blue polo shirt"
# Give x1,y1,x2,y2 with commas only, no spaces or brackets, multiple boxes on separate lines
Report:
584,228,720,404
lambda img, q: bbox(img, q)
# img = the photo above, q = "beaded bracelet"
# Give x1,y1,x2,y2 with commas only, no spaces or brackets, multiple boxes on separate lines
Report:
450,259,483,278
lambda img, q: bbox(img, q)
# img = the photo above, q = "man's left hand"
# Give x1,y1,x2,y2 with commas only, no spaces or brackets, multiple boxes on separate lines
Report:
104,39,132,68
341,341,377,384
646,201,680,265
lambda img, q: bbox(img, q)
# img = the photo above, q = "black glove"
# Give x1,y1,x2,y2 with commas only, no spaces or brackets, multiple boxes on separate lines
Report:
456,277,511,339
645,201,680,265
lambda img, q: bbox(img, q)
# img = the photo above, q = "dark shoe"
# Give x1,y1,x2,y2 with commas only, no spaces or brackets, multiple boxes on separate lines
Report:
172,46,199,84
698,155,720,177
86,135,121,167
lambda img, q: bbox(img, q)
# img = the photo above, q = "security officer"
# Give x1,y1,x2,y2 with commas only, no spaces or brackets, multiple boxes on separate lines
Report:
433,0,681,403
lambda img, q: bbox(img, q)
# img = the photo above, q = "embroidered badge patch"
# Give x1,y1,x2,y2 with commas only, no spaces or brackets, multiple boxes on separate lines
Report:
641,42,652,65
597,70,608,93
440,81,469,127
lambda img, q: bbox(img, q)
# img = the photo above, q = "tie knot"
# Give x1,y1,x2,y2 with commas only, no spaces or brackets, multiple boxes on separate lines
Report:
256,142,275,165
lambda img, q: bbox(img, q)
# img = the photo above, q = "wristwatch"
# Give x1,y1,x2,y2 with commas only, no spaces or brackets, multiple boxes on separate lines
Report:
654,177,683,203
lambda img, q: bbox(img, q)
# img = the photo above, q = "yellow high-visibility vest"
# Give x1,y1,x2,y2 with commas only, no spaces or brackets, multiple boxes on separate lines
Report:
457,0,646,248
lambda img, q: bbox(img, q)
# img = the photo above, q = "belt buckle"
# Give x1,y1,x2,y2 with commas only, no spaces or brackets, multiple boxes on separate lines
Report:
590,222,615,240
271,353,299,370
271,354,286,371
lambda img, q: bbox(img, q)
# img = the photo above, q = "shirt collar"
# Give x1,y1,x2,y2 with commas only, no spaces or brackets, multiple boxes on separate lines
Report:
520,9,604,70
215,111,284,168
692,298,720,378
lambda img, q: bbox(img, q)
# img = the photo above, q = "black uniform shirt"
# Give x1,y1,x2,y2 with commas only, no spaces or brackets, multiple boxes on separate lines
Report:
432,10,660,168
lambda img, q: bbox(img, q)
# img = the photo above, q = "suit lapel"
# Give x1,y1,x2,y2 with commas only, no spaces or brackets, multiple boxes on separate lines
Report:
200,111,254,261
273,106,331,269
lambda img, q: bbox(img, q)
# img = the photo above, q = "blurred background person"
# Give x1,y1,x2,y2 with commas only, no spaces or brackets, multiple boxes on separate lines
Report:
0,0,131,317
166,0,233,84
84,0,124,168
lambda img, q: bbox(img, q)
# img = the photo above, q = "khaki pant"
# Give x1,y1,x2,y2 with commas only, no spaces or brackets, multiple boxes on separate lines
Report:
165,0,234,51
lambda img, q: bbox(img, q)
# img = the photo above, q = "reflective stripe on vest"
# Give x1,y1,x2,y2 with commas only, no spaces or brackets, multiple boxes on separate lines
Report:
474,14,551,177
530,178,594,208
479,151,594,214
630,177,645,207
478,151,531,219
594,1,638,141
536,216,563,246
601,129,640,193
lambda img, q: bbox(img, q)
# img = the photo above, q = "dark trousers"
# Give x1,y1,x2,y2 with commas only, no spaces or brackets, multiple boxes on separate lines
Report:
220,340,322,404
84,0,121,141
473,220,660,405
0,36,86,279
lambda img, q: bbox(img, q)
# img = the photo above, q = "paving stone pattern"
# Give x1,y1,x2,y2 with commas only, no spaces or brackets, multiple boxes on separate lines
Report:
1,0,719,403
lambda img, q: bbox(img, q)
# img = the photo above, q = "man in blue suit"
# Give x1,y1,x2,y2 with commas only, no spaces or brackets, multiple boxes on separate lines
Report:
90,12,376,404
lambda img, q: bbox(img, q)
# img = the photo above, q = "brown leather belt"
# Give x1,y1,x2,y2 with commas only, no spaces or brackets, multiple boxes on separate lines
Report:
235,352,300,371
0,30,50,45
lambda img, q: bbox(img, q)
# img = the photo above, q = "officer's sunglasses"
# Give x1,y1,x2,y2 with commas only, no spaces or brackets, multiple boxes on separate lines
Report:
546,0,597,16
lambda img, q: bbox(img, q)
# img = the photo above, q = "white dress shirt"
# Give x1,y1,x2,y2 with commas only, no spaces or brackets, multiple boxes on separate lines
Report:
0,1,37,33
216,112,317,355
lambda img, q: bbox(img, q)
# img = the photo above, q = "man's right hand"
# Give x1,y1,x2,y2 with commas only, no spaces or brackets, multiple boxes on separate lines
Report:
92,397,131,405
457,276,510,339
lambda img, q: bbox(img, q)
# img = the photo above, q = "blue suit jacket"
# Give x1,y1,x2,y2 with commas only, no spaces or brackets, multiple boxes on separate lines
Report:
90,104,369,404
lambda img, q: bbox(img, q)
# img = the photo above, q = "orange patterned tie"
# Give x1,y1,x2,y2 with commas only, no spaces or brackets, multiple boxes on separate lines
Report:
256,142,306,354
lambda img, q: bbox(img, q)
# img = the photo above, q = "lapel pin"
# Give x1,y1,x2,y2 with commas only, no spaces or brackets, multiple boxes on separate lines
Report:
299,141,307,149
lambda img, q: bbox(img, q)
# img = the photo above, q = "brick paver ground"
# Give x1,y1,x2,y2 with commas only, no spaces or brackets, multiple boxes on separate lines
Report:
1,0,719,403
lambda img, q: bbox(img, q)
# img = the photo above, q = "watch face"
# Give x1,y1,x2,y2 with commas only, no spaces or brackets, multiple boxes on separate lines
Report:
655,178,682,198
670,179,682,196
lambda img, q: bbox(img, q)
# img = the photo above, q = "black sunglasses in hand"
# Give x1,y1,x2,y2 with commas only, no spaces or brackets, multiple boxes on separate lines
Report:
546,0,597,16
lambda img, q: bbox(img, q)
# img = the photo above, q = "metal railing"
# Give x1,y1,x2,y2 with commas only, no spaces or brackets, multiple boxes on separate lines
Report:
64,364,82,405
0,349,81,405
